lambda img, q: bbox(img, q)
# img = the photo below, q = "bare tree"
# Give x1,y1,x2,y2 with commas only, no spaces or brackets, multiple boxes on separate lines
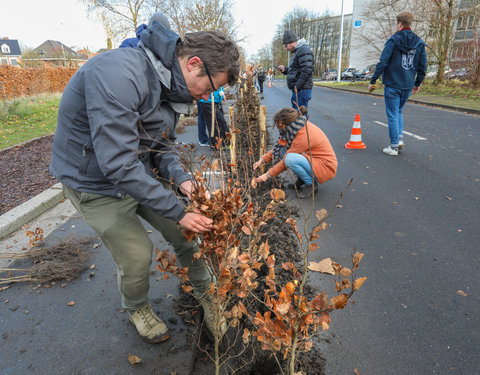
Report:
83,0,150,46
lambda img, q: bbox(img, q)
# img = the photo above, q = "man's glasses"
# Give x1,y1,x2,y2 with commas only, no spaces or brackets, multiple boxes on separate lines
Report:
199,57,217,94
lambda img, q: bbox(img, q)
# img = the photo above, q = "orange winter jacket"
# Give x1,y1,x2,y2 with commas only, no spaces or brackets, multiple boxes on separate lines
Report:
262,121,337,184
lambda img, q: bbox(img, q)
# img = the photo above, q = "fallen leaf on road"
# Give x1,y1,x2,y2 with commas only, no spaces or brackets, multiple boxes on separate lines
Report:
93,243,101,248
128,355,142,365
308,258,335,275
445,196,452,200
67,301,75,306
90,264,95,270
457,290,467,297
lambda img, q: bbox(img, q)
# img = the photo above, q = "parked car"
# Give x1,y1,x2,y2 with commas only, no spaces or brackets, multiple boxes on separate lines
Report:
446,67,471,80
362,64,376,81
426,65,451,79
341,68,356,79
322,68,337,81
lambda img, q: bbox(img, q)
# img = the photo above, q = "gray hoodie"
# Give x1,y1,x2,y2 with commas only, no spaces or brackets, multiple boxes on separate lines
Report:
50,22,193,222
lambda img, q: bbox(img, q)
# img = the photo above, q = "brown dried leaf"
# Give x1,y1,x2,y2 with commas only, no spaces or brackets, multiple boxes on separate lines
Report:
211,159,219,171
67,301,75,306
128,355,142,365
352,252,364,268
309,243,319,252
331,294,348,309
353,277,367,290
315,208,328,222
308,258,334,275
182,285,194,293
242,328,251,344
242,226,252,235
457,289,467,297
251,177,258,189
340,267,352,277
270,188,285,202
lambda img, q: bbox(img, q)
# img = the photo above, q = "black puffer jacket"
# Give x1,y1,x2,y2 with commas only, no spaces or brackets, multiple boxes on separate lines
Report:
284,38,314,91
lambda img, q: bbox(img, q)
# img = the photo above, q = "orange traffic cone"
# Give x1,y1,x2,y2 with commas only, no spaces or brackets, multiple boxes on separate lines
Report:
345,114,366,149
268,80,271,88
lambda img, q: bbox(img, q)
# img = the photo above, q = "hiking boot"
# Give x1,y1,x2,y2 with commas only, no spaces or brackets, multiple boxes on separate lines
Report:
129,303,170,343
200,298,227,337
398,140,405,149
383,146,399,156
298,183,318,199
287,177,305,190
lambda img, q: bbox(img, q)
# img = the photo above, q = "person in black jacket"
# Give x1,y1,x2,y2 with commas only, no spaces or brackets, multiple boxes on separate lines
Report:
278,30,314,110
368,12,427,156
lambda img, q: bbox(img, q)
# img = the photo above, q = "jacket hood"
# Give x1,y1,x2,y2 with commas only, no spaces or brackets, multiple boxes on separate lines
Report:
294,38,308,50
390,29,424,53
139,22,193,108
135,24,148,38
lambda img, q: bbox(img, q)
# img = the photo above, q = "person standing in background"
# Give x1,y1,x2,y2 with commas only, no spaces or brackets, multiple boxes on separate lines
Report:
255,64,266,93
277,30,314,110
368,11,427,156
198,86,229,148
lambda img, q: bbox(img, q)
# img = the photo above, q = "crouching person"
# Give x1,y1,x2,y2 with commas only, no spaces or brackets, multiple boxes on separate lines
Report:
253,106,337,198
50,20,240,343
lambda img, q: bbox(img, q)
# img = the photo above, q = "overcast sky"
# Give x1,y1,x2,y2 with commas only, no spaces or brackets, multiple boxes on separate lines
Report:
1,0,354,57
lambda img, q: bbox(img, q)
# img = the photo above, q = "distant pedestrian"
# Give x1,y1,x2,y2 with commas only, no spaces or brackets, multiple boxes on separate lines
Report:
368,11,427,156
277,30,314,110
197,101,210,147
255,64,266,93
198,87,229,148
253,106,337,198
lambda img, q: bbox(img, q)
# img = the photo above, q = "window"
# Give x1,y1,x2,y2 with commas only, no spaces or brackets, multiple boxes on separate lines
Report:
1,44,11,54
10,58,18,66
1,59,8,65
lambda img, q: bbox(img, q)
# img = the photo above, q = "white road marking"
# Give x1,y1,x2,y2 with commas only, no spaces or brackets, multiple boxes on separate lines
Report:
373,121,427,140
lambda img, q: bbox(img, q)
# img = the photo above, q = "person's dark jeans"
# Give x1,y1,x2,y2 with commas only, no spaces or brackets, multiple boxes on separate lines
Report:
197,102,209,144
258,79,265,93
198,102,229,146
291,89,312,110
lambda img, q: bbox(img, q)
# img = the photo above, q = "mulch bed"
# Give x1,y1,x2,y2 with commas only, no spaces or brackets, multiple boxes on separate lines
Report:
0,135,57,216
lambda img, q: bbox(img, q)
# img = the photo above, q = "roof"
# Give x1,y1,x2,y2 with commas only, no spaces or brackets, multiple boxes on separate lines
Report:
33,40,82,59
0,39,22,56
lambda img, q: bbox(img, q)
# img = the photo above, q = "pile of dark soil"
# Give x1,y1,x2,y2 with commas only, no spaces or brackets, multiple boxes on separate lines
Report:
0,135,57,215
174,181,326,375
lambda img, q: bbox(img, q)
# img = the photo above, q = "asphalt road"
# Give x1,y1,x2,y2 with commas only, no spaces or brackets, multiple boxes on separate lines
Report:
261,80,480,374
1,81,478,375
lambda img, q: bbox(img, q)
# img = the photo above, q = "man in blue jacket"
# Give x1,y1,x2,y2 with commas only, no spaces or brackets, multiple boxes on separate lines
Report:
278,30,314,110
50,21,240,343
369,12,427,156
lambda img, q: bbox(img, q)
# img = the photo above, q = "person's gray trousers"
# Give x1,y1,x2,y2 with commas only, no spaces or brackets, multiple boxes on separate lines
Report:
62,184,211,312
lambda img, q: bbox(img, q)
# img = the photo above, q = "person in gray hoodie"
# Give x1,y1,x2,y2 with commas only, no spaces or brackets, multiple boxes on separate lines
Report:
278,30,314,110
50,21,240,343
369,12,427,156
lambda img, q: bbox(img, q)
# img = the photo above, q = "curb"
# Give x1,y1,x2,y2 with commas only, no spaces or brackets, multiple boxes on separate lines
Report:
0,182,64,239
315,83,480,115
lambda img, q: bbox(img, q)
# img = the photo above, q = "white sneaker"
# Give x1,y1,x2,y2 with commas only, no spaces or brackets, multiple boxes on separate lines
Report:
198,142,210,147
398,140,405,149
383,146,398,156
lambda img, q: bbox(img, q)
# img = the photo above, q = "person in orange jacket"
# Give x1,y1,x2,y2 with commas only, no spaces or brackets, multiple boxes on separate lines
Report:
253,106,337,198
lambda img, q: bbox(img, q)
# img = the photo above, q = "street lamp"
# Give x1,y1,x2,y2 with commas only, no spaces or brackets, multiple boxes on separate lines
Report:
336,0,345,82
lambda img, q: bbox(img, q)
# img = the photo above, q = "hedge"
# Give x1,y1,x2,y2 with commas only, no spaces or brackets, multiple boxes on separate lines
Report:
0,66,77,99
